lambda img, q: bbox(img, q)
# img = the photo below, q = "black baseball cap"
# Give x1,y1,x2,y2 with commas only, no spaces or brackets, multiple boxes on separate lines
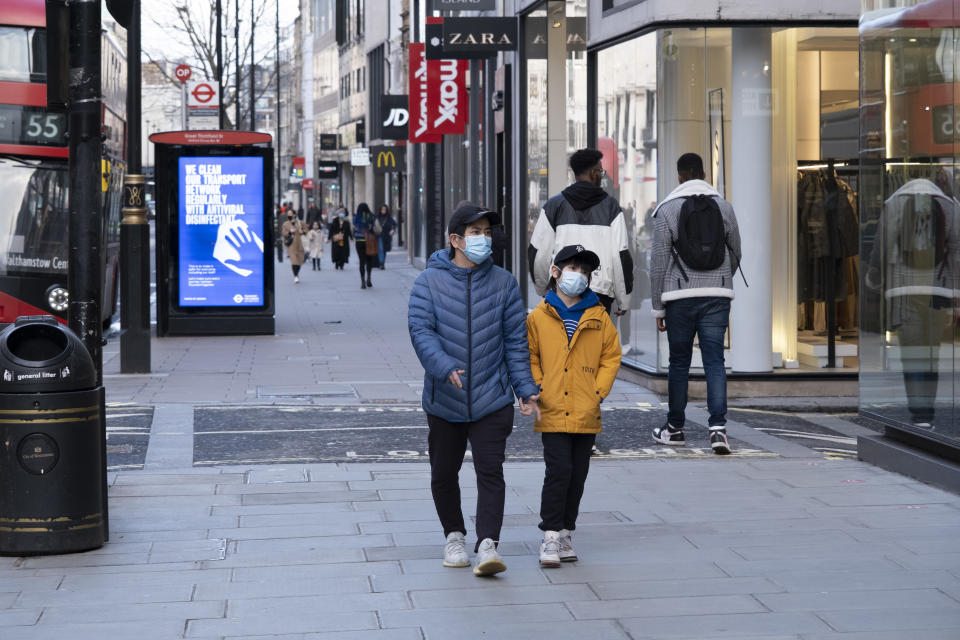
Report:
553,244,600,272
447,204,501,234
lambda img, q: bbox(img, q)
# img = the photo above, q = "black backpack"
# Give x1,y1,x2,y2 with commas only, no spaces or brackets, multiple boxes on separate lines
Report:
674,195,727,271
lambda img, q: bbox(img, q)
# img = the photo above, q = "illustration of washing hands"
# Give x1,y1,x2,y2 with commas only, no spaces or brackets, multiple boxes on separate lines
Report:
213,219,264,277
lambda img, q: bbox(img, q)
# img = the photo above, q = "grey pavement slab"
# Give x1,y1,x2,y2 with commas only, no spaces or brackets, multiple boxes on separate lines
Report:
224,632,423,640
419,620,631,640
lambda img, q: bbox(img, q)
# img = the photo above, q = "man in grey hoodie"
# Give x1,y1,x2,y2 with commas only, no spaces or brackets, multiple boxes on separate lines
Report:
648,153,742,454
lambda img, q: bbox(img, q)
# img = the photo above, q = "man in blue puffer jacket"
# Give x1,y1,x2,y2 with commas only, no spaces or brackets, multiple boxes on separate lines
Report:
409,204,540,577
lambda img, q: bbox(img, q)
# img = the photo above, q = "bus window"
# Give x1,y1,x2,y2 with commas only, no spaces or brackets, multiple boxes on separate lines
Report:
0,159,69,276
0,27,45,83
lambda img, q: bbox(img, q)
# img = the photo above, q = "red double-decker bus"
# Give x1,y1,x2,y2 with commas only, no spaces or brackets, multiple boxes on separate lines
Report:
0,0,126,327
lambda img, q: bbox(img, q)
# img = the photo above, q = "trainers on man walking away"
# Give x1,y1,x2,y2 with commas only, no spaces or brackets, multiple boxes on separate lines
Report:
442,531,470,568
710,427,731,455
539,531,561,567
473,538,506,576
652,422,685,445
558,529,577,562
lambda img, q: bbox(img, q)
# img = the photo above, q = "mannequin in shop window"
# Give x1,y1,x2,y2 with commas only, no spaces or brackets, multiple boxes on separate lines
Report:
866,171,960,431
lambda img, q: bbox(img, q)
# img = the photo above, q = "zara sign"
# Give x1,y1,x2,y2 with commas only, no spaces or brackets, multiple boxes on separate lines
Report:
441,18,518,59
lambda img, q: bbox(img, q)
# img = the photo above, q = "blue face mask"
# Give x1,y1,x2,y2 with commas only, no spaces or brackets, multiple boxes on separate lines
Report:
461,235,492,264
557,270,589,296
338,213,345,218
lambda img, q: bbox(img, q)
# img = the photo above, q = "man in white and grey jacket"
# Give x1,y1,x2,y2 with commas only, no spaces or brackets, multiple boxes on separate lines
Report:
648,153,742,454
528,149,634,315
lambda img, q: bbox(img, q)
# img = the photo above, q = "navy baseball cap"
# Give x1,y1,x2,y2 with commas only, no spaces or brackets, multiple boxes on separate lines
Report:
553,244,600,272
447,204,501,234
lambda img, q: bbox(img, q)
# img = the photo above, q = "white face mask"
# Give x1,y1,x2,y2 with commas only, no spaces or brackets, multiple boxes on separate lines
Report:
556,269,588,296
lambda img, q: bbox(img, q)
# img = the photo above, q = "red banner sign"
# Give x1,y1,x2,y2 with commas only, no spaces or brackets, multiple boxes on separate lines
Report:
408,43,442,143
427,57,468,136
302,178,314,190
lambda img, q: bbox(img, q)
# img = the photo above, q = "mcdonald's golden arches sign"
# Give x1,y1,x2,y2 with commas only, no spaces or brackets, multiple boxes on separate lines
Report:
370,146,406,174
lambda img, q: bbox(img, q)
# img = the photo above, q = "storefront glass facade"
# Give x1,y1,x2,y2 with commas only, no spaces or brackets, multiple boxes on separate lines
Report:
596,25,860,374
859,0,960,447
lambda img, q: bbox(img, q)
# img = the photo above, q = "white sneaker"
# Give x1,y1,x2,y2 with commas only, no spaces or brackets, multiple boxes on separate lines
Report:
442,531,470,568
539,530,561,567
558,529,577,562
473,538,506,576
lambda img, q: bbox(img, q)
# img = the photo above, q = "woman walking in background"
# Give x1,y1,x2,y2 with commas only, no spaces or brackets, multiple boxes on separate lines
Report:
353,202,377,289
329,207,351,270
376,204,397,269
281,209,309,283
308,221,325,271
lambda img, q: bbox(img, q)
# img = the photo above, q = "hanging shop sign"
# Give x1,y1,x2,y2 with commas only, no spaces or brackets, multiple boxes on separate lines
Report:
371,146,406,174
408,43,442,144
291,156,305,183
427,57,469,136
317,160,340,179
425,18,445,60
441,18,518,58
428,0,495,10
319,134,338,150
350,147,370,166
380,95,410,140
524,17,587,59
302,178,314,190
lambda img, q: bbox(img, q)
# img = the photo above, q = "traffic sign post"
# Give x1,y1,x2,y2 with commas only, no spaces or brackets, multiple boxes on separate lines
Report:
185,80,220,130
175,64,192,83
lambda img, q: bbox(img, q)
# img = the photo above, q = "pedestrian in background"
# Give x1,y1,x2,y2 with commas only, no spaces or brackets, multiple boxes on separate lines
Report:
649,152,742,455
408,204,541,577
274,203,284,263
528,148,634,316
308,221,325,271
526,245,621,567
353,202,377,289
375,204,396,269
329,207,351,270
281,209,309,283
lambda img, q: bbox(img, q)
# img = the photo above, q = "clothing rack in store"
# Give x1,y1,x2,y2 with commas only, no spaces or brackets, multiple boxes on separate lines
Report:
796,159,859,368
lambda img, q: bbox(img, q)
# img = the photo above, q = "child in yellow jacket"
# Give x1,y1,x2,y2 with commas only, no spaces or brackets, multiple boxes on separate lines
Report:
526,245,621,567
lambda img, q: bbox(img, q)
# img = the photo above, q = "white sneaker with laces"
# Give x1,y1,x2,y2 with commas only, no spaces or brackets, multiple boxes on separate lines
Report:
473,538,506,576
558,529,577,562
442,531,470,568
539,530,561,567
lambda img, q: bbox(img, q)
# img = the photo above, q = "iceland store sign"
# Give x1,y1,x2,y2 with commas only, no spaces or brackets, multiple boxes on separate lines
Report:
178,156,265,307
428,0,495,10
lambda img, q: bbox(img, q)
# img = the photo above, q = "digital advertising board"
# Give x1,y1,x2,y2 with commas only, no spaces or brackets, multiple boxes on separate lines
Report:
177,156,265,307
151,131,274,336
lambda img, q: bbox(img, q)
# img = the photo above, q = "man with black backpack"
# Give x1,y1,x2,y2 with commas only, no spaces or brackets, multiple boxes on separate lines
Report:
649,153,742,455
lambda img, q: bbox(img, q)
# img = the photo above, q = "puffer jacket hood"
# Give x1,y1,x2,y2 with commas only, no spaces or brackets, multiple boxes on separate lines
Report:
527,298,621,434
409,250,538,422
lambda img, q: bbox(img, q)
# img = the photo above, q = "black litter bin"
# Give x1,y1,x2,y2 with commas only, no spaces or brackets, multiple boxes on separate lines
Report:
0,315,106,555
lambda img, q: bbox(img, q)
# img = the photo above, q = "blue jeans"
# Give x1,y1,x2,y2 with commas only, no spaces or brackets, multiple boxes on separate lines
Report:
377,236,386,266
665,297,730,428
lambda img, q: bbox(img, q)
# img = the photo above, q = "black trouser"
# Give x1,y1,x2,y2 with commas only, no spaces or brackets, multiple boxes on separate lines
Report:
539,432,596,532
597,293,614,315
427,403,514,552
355,243,375,283
312,257,321,270
291,264,301,277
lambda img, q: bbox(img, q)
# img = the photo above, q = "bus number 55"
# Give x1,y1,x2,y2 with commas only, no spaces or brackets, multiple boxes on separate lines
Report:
25,113,61,140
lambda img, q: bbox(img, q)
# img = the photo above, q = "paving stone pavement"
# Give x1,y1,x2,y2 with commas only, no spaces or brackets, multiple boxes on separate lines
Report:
2,252,958,638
